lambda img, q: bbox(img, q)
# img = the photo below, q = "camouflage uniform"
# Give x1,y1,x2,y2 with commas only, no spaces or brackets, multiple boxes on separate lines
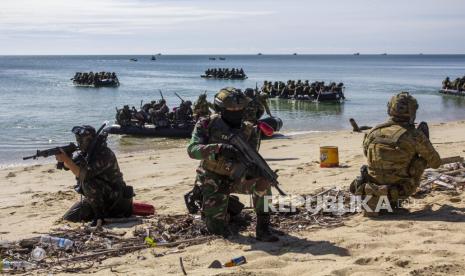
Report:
116,105,132,126
244,93,271,123
187,115,271,234
63,134,133,222
351,92,441,213
193,96,214,119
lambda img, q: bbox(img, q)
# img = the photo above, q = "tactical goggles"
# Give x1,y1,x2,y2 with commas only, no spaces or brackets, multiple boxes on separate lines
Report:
72,126,94,136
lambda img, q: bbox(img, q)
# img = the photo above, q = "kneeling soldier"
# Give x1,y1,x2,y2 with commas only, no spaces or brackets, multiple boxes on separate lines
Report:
57,125,134,227
351,92,441,216
187,87,279,242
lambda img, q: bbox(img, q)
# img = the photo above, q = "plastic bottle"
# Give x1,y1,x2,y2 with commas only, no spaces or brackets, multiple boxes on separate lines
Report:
31,246,47,261
40,235,74,250
1,259,35,271
224,256,247,267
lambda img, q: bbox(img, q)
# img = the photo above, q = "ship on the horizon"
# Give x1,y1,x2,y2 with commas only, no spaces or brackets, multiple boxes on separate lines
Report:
353,52,360,56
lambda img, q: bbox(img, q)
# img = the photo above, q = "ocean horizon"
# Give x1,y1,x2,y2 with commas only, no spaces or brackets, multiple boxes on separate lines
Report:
1,54,465,166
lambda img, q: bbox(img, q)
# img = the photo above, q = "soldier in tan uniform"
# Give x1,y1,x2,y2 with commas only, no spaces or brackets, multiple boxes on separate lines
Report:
351,92,441,216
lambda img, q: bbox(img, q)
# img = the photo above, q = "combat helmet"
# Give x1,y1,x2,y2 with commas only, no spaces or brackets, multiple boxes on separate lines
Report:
72,125,96,152
387,92,418,124
214,87,250,111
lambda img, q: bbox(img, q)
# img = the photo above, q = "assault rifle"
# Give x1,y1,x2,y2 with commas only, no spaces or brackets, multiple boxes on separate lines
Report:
23,143,78,170
228,134,287,196
174,92,185,103
159,89,164,100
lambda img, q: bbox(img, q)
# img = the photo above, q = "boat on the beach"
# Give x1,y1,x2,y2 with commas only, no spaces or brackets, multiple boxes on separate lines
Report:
130,58,138,62
106,117,283,138
439,89,465,96
219,57,226,60
151,56,156,61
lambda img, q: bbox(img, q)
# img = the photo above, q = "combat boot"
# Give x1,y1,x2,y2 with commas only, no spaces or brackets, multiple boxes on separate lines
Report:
256,215,279,242
363,184,389,217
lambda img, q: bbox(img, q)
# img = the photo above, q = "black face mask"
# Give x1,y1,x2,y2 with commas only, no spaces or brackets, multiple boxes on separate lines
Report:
222,110,243,128
76,135,93,153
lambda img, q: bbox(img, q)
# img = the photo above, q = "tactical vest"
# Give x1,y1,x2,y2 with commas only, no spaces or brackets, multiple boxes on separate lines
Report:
365,122,415,179
201,114,254,176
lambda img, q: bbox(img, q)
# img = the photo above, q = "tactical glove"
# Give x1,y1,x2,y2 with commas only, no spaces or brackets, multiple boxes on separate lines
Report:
220,144,239,160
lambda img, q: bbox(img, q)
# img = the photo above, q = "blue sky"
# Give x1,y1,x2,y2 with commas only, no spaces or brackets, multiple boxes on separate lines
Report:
1,0,464,54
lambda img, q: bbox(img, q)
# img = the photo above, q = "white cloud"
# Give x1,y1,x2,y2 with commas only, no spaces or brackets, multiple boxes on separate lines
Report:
0,0,274,35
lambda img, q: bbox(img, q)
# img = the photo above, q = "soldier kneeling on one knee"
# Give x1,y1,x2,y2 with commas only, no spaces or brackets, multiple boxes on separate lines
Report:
56,125,134,227
350,92,441,216
186,87,279,242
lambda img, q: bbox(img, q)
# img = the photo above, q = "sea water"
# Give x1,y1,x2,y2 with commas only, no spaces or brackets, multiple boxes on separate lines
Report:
1,54,465,166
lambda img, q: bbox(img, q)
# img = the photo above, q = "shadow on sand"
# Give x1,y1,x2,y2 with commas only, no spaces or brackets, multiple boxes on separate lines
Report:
372,204,465,223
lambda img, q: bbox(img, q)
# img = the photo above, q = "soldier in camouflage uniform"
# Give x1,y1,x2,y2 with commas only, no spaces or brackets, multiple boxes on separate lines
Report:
187,87,279,242
116,105,133,126
56,125,133,226
193,93,215,120
243,88,272,123
350,92,441,216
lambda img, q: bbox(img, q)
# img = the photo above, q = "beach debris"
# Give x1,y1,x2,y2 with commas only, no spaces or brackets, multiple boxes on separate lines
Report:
224,256,247,267
1,260,35,272
208,260,222,269
416,160,465,196
6,172,16,178
31,246,46,261
179,257,187,275
0,187,356,273
349,118,372,132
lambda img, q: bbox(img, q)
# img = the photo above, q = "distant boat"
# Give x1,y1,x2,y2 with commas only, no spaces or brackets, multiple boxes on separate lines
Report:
353,53,360,56
151,55,156,61
130,58,138,62
258,53,263,55
293,53,297,56
209,57,216,60
381,53,387,56
157,53,162,56
219,57,226,60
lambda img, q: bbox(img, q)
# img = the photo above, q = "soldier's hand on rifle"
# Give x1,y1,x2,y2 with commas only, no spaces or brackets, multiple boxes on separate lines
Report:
55,149,69,163
56,149,80,177
220,144,239,160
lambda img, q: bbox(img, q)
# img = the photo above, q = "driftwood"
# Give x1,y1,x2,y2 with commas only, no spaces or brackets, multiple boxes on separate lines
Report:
349,118,372,132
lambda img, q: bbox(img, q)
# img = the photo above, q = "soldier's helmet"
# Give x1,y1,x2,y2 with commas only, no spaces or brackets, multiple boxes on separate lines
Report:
184,100,192,107
387,92,418,124
199,93,207,100
159,99,166,104
72,125,96,152
214,87,250,111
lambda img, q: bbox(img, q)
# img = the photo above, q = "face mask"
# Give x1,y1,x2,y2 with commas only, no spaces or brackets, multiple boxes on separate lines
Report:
222,110,243,128
76,135,92,153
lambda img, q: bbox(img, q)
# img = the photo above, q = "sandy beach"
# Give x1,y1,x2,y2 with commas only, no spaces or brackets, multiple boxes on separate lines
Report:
2,120,465,275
